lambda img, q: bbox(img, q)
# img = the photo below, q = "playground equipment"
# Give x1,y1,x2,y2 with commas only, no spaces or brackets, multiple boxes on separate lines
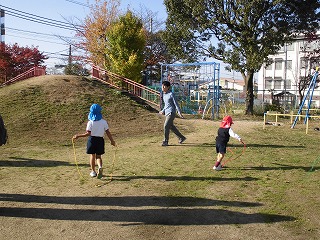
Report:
160,62,220,119
291,67,319,129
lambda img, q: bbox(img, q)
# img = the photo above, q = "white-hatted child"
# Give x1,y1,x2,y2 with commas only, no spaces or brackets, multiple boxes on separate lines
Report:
73,104,115,178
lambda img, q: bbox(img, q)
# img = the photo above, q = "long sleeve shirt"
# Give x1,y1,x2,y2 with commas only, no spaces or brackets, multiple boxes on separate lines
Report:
161,91,182,116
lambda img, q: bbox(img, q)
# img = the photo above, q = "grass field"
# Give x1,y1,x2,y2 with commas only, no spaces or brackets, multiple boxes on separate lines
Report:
0,75,319,240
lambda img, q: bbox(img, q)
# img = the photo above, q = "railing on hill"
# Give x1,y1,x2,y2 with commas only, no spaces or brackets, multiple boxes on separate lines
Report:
2,66,46,86
92,65,161,108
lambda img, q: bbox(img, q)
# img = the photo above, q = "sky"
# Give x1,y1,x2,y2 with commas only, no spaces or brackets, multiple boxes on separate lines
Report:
0,0,167,67
0,0,241,79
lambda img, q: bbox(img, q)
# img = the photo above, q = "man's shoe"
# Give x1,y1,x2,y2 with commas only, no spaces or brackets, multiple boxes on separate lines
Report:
162,141,168,146
179,137,186,144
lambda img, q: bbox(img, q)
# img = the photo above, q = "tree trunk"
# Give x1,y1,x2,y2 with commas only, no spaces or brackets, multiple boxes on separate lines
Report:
244,71,255,115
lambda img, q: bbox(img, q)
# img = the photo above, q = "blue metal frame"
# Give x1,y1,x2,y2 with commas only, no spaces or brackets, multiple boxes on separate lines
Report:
291,69,319,128
160,62,220,119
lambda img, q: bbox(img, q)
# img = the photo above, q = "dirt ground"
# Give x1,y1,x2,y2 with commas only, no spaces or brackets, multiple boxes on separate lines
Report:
0,76,319,240
1,119,318,240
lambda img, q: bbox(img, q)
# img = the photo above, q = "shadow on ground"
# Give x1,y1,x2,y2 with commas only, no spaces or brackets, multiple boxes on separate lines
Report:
0,193,295,225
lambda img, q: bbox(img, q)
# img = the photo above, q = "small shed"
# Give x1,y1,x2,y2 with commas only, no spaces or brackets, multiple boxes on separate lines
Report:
272,91,296,109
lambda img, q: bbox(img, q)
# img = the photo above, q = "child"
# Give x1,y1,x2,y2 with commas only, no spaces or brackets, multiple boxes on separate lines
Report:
213,115,244,171
159,80,186,146
73,104,116,178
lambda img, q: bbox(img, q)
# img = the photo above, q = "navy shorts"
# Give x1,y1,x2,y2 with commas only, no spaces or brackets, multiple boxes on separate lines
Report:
216,143,227,154
86,136,105,155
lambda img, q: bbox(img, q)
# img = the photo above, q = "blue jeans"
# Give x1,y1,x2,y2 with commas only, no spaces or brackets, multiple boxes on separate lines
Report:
163,113,184,143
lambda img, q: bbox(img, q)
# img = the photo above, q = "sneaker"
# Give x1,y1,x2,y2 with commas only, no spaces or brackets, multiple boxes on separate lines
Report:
179,137,186,144
97,168,103,179
90,171,97,177
162,141,168,146
213,165,222,171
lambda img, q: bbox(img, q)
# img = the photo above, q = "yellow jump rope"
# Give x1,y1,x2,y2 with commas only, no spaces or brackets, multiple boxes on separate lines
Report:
72,138,117,185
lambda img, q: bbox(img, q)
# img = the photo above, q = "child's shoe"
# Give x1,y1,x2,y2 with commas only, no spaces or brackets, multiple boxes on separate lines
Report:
90,171,97,177
97,168,103,179
213,165,222,171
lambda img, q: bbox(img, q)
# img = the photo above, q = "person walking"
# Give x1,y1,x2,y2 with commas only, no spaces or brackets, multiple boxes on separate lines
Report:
159,80,186,146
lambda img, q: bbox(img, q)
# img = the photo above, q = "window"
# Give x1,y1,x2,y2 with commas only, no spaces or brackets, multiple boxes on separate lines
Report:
265,78,272,89
300,57,308,69
275,59,283,70
284,79,291,89
274,78,282,89
286,60,292,70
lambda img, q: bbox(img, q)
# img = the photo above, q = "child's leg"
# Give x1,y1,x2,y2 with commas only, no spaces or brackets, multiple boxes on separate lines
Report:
214,153,225,167
90,154,96,172
96,154,103,179
96,154,102,169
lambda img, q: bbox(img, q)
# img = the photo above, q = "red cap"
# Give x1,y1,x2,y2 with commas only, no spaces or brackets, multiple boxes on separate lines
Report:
220,115,234,128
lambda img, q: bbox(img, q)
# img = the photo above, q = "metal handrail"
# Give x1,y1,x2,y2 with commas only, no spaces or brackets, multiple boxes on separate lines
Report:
2,66,46,86
92,65,161,108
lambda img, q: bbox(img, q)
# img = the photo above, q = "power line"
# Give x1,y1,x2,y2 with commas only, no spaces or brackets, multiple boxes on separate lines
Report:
43,48,71,55
4,11,75,31
6,27,77,40
65,0,90,8
0,4,77,26
0,5,82,31
6,34,69,45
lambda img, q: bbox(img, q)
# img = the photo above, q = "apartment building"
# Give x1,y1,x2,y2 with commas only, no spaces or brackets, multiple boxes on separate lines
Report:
257,32,320,108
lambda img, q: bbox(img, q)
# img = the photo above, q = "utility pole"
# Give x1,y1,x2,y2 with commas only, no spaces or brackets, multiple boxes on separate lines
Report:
0,9,5,43
68,45,72,65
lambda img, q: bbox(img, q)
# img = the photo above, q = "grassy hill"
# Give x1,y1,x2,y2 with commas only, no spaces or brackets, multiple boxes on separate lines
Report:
0,75,163,147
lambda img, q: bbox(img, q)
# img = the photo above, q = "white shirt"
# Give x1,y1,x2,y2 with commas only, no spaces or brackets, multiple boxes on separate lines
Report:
86,119,109,137
229,128,241,141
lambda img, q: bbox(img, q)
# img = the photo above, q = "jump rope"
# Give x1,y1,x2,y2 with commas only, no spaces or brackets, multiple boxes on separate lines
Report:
72,138,117,186
222,143,246,167
221,143,318,171
308,156,320,173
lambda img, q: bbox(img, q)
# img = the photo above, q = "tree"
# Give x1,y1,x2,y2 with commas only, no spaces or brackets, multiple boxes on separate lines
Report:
143,30,175,83
133,6,175,83
64,62,90,76
164,0,320,114
0,43,47,83
0,43,11,83
81,0,120,68
106,11,146,83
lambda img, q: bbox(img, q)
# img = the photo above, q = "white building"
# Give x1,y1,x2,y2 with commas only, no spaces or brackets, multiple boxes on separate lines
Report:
257,32,320,108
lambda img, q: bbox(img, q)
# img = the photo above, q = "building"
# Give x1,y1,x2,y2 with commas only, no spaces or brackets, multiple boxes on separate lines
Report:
257,32,320,108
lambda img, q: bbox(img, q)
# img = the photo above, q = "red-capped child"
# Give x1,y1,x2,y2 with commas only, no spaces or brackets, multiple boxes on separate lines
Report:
213,115,244,171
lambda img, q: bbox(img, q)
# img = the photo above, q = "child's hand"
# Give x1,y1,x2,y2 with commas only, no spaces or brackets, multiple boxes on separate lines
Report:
240,139,244,145
159,111,164,115
72,135,78,140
